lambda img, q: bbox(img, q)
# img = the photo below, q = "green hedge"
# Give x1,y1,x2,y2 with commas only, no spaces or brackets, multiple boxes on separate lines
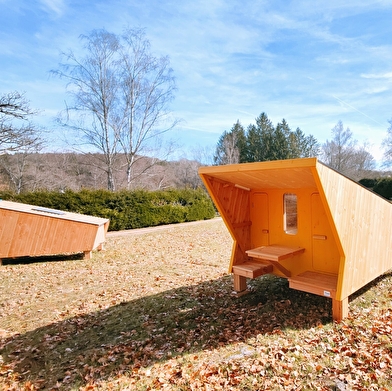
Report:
359,177,392,201
0,188,216,231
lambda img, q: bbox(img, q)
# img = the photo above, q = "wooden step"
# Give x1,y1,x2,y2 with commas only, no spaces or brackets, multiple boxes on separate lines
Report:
289,271,338,299
232,261,273,279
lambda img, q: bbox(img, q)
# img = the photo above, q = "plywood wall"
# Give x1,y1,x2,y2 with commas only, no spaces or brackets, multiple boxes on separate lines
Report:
316,161,392,299
201,176,251,268
0,203,109,260
248,187,341,278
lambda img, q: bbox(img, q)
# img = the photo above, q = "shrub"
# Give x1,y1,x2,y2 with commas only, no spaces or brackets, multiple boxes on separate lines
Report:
373,178,392,200
358,178,377,188
359,177,392,201
0,188,216,231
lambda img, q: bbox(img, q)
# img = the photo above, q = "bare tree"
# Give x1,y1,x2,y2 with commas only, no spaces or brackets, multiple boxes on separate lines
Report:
0,139,44,194
320,120,375,179
191,145,215,166
382,119,392,167
0,91,44,192
52,27,178,191
0,91,32,118
214,120,245,165
168,158,203,188
321,121,356,172
118,28,178,189
0,91,41,154
215,131,240,165
52,30,121,191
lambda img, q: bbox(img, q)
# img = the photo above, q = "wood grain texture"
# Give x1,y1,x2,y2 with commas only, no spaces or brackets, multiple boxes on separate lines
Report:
0,200,109,260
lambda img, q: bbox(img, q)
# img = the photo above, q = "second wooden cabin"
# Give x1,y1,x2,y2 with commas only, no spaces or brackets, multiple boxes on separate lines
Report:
199,157,392,321
0,200,110,263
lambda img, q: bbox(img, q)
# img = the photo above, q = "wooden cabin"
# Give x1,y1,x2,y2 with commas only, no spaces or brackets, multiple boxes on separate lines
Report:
199,157,392,321
0,200,109,263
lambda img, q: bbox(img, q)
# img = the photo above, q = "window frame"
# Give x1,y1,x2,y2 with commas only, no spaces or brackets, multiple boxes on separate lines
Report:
283,193,298,235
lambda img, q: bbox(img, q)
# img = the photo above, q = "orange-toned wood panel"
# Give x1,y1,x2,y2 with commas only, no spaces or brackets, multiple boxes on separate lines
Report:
8,212,39,256
311,193,340,274
0,209,19,256
206,177,251,263
253,188,315,278
266,188,315,248
1,210,101,258
199,158,318,190
250,192,269,248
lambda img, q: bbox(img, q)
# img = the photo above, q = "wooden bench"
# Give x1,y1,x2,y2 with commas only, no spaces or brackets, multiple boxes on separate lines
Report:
289,271,347,322
233,245,348,322
232,245,346,321
245,245,305,277
232,244,305,292
289,271,338,298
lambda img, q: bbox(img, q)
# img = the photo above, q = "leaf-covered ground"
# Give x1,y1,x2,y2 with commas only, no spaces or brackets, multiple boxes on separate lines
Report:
1,218,391,390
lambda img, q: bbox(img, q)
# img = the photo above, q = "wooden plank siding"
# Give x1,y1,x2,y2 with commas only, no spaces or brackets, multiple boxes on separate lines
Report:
316,161,392,300
202,176,251,271
0,201,109,261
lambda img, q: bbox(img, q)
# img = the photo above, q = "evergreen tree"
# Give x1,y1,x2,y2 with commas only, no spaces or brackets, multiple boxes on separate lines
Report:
214,112,319,165
246,112,275,162
274,119,291,160
290,128,319,158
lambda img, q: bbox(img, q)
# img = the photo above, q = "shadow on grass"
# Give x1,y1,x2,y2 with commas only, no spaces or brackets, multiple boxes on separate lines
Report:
349,270,392,302
1,271,381,390
1,253,85,265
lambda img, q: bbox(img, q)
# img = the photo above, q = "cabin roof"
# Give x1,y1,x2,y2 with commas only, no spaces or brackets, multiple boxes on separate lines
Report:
198,157,318,190
0,200,109,226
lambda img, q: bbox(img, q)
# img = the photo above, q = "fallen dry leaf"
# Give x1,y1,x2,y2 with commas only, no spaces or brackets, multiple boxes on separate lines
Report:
1,218,392,390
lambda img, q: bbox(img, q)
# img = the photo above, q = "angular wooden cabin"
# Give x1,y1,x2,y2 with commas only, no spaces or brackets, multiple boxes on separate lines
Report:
0,200,110,263
199,158,392,321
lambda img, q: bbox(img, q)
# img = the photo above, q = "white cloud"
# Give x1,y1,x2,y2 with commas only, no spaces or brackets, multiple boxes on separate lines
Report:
364,86,390,94
361,72,392,79
39,0,66,17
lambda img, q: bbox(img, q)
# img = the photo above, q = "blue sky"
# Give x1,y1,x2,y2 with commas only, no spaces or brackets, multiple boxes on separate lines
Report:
1,0,392,163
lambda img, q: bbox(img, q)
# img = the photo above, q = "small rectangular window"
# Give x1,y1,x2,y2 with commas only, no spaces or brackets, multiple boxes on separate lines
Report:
284,193,297,235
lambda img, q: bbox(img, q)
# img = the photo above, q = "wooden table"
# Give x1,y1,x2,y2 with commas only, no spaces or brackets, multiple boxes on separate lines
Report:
245,244,305,277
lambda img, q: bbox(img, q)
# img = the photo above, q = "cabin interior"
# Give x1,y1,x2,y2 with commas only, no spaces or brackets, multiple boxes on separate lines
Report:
199,158,348,321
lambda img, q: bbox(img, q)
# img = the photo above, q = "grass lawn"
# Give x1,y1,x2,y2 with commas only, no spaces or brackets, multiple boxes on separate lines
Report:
1,218,392,390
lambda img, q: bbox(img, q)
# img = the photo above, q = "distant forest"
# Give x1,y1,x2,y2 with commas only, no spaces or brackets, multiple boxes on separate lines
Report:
0,153,203,193
1,152,392,202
